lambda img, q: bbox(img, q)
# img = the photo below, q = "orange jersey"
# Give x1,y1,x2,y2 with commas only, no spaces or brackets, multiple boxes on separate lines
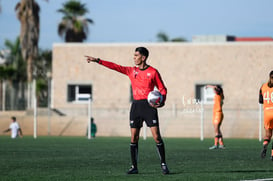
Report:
212,94,223,124
259,83,273,110
259,83,273,129
213,94,223,113
213,112,224,124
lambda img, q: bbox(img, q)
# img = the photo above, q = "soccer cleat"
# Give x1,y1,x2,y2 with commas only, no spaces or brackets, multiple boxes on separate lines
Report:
260,145,267,159
219,145,225,149
127,166,138,174
209,145,218,150
161,163,170,175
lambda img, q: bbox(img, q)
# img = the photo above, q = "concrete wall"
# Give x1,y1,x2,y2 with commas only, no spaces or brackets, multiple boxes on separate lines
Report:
19,42,271,138
52,42,272,109
0,108,263,139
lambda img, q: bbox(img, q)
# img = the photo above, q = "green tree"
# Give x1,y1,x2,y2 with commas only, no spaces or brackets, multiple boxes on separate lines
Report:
0,38,27,110
3,38,27,82
57,0,94,42
34,49,52,107
157,32,169,42
157,31,187,42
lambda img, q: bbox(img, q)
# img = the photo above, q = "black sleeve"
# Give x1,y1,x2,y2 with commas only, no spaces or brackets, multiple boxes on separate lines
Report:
259,88,263,104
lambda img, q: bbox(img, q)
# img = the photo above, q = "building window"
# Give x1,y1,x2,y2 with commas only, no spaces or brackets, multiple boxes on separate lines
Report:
67,84,92,103
195,84,221,104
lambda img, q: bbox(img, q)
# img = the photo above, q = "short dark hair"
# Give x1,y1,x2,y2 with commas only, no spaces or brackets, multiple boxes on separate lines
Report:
135,47,149,59
268,70,273,88
11,116,16,121
215,85,224,99
215,85,223,95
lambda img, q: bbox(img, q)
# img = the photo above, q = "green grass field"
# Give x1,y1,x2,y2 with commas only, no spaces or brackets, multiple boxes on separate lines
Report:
1,136,273,181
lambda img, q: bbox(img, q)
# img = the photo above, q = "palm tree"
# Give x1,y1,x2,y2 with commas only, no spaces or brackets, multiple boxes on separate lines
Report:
15,0,40,83
157,32,170,42
15,0,40,109
57,0,93,42
157,31,187,42
3,38,27,82
0,38,27,110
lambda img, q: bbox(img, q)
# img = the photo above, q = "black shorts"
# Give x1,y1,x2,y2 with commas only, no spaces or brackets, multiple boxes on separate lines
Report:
129,99,159,128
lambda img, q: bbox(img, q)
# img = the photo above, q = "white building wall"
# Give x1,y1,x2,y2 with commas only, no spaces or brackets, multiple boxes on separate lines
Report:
50,42,272,138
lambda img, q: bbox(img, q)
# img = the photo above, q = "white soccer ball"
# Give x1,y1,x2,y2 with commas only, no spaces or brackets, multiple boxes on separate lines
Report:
147,90,163,106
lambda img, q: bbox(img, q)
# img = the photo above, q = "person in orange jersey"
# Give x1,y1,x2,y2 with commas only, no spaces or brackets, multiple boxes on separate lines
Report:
260,70,273,160
206,85,225,149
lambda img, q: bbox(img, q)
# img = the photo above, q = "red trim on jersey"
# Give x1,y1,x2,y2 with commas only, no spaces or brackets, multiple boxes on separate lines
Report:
98,59,167,102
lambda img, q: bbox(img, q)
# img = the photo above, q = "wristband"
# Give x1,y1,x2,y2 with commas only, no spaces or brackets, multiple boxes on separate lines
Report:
96,58,101,63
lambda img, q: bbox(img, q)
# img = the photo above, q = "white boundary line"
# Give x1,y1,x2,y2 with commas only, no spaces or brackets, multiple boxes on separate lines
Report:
240,178,273,181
